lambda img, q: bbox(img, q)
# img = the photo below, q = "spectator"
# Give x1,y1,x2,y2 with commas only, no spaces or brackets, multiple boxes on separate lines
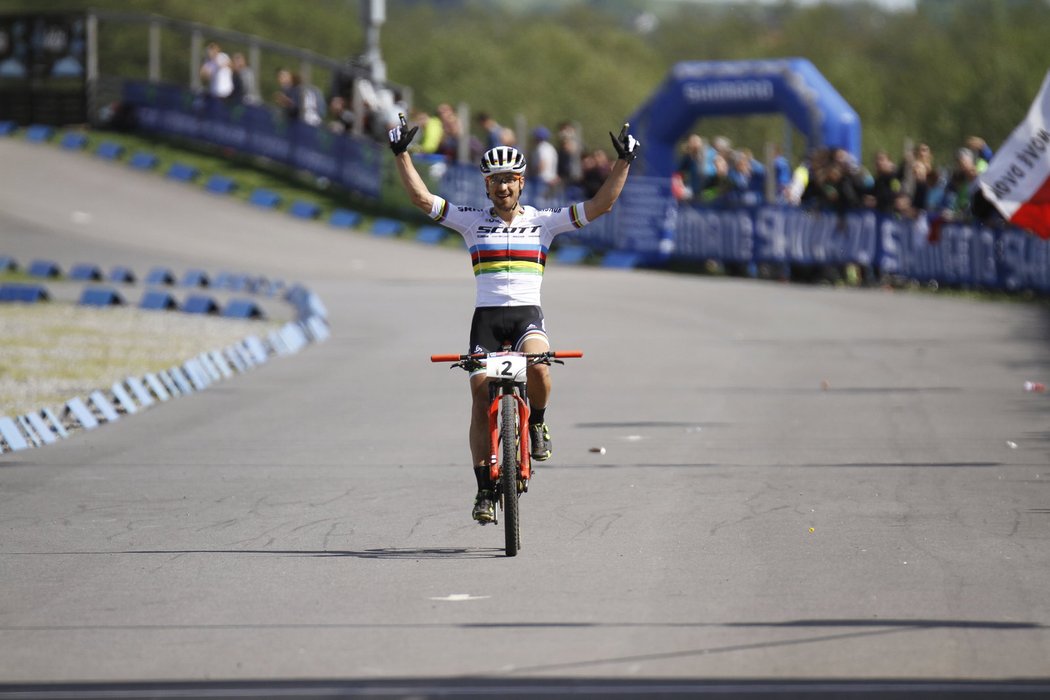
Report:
676,134,706,201
727,151,758,206
866,150,901,213
435,103,461,159
415,108,444,154
580,148,612,199
699,153,733,205
801,148,862,216
199,42,233,101
936,147,979,221
710,135,733,178
477,112,502,149
326,95,354,133
736,147,767,205
230,53,260,105
898,142,941,214
530,126,560,205
299,76,326,127
556,121,583,188
273,68,300,120
965,135,994,173
771,145,792,203
375,87,407,139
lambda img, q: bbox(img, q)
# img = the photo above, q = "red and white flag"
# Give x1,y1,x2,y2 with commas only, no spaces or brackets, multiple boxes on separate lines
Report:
978,69,1050,239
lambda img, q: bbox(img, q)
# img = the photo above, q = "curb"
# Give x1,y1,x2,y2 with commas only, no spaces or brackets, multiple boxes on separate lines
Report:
0,258,330,455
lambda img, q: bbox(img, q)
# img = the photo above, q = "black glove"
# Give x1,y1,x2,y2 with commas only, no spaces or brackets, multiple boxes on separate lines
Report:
609,123,640,164
388,113,418,156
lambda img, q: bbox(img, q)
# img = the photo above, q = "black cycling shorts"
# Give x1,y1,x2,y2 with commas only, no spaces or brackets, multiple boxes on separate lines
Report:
468,305,548,355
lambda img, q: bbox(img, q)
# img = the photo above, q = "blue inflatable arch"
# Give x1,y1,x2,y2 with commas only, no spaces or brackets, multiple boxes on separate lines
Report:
627,58,862,177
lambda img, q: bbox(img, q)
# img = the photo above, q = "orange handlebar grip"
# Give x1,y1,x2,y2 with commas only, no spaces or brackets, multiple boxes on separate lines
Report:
431,354,463,362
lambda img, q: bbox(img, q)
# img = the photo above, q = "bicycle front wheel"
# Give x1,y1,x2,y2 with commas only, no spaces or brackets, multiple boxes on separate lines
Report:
500,393,520,556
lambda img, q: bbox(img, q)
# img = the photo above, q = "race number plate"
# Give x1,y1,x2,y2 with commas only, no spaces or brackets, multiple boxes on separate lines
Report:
486,353,527,382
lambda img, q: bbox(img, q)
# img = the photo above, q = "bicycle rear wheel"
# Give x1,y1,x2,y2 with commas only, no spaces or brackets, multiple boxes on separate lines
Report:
500,393,520,556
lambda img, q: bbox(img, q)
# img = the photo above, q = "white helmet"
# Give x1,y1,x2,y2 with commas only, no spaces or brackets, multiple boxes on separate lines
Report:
480,146,527,176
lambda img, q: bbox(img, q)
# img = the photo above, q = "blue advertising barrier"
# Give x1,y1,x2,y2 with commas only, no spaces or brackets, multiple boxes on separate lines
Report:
122,81,384,200
675,204,1050,290
118,80,1049,294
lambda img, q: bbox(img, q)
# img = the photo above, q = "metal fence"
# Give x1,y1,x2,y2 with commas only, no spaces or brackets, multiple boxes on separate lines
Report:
87,9,407,132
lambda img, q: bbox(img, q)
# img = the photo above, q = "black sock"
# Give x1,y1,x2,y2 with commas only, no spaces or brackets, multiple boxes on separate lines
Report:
530,407,546,425
473,465,491,490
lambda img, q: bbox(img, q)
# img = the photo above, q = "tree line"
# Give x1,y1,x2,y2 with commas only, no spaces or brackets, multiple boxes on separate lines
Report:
9,0,1050,169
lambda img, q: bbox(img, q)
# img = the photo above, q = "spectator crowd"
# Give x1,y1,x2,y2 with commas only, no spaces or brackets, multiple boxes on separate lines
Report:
670,130,996,227
198,40,996,226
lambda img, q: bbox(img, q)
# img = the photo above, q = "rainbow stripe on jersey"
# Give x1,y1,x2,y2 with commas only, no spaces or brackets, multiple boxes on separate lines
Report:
471,243,549,276
428,197,590,307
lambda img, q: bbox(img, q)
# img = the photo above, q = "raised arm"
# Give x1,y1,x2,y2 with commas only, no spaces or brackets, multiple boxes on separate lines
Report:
389,114,434,214
583,124,640,222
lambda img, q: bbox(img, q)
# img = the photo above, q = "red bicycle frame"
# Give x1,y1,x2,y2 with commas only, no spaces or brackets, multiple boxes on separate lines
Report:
488,387,531,484
430,350,583,488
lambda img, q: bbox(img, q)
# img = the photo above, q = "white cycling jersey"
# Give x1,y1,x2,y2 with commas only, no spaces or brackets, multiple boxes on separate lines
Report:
429,196,589,307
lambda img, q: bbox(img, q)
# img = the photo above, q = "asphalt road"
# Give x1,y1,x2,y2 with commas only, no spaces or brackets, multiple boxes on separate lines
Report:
1,138,1049,698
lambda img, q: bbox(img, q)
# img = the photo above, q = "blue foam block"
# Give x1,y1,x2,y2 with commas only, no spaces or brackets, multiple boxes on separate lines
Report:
69,263,104,281
222,298,266,320
0,284,49,303
78,287,125,307
27,260,62,278
16,416,42,448
110,382,139,415
65,397,98,430
142,373,171,402
42,408,69,438
181,294,220,314
289,200,321,219
156,370,181,397
108,266,136,283
139,290,178,310
554,245,590,265
0,417,29,451
24,412,58,444
179,269,210,288
95,141,125,160
0,121,16,136
416,226,448,245
167,366,194,394
372,218,404,237
89,391,120,422
129,151,158,170
167,162,199,182
26,125,54,142
0,255,18,271
60,132,88,150
601,251,642,269
124,377,156,407
249,188,281,208
145,267,176,285
213,271,248,291
329,208,362,228
205,174,237,194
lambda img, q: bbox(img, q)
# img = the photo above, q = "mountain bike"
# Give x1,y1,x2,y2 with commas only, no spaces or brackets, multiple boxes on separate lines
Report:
431,349,583,557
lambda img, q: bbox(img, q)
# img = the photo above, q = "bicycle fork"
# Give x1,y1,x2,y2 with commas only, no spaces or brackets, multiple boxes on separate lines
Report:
487,383,533,491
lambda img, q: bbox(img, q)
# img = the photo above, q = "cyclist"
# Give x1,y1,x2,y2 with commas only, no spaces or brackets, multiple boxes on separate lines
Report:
389,115,640,523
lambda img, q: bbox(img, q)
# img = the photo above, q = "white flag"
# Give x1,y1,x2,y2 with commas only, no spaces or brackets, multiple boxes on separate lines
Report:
978,69,1050,239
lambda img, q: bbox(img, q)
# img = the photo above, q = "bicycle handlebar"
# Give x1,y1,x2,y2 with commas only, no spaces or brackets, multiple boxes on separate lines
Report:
430,350,583,363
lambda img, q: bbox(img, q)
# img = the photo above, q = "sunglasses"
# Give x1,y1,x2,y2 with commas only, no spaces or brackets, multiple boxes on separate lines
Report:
487,174,523,186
